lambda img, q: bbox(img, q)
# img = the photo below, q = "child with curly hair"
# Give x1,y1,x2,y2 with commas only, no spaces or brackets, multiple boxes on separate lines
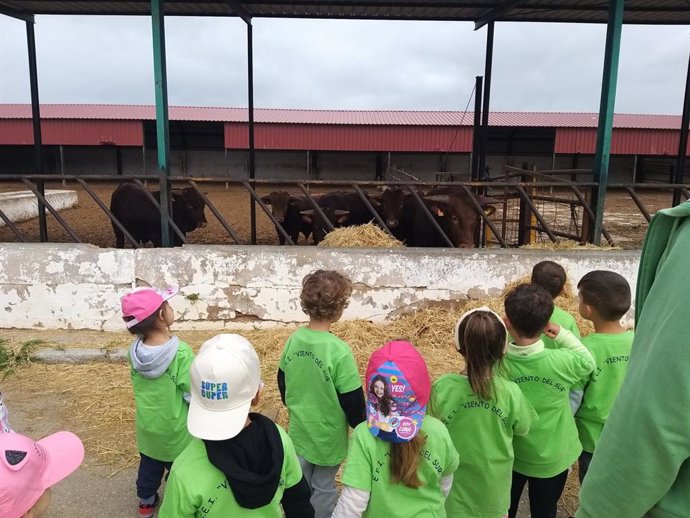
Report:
278,270,366,518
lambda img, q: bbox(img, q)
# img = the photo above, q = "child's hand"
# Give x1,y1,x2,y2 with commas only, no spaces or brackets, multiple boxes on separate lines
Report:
544,322,561,339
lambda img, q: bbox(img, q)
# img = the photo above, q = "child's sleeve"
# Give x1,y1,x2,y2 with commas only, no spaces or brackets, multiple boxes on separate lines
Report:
569,315,581,338
553,328,595,384
428,381,442,420
334,351,363,394
332,486,370,518
511,386,537,437
442,428,460,477
335,351,366,428
176,343,194,403
157,468,197,518
340,427,374,493
280,430,315,518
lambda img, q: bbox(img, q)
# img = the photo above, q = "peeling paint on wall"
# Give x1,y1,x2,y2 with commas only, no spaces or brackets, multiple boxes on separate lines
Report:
0,244,640,331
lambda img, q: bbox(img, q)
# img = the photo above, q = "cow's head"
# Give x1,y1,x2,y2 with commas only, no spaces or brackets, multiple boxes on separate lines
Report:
300,207,350,243
424,193,496,248
260,191,298,224
171,188,208,233
380,187,406,229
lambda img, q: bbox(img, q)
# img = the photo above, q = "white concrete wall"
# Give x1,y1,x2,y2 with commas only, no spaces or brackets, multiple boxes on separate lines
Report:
0,244,640,331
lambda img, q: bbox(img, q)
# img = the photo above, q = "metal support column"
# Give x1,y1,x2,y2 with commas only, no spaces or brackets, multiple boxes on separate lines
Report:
589,0,624,244
247,22,257,244
672,48,690,206
26,20,47,242
471,76,483,181
479,22,494,180
151,0,173,247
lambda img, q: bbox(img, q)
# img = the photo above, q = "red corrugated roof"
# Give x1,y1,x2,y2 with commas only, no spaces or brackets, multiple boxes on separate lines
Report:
0,104,683,130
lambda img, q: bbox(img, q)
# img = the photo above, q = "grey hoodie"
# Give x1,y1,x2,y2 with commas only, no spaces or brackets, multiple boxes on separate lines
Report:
129,336,180,378
129,336,191,402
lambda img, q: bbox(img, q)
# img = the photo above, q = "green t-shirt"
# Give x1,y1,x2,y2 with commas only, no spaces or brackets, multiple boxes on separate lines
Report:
341,416,460,518
542,306,580,349
504,340,593,477
158,424,303,518
429,373,536,518
577,203,690,518
574,331,634,453
129,340,194,461
279,326,362,465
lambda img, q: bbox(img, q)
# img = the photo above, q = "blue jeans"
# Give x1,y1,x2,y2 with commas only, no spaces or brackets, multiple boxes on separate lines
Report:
136,453,172,500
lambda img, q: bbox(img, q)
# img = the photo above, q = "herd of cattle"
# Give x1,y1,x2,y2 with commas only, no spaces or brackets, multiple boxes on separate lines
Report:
109,182,496,248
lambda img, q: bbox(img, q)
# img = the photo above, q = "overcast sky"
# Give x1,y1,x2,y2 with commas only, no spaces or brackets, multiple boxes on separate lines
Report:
0,15,688,114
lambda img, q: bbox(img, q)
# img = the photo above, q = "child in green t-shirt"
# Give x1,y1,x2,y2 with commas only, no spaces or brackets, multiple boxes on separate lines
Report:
278,270,366,518
503,284,595,518
121,286,194,518
430,307,536,518
572,270,633,483
531,260,581,348
333,340,460,518
159,334,314,518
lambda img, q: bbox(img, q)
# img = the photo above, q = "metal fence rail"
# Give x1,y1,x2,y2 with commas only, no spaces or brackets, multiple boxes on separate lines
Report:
0,172,688,249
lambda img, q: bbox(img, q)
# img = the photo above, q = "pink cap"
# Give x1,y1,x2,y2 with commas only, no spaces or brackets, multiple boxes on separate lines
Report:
120,287,178,329
365,341,431,443
0,431,85,518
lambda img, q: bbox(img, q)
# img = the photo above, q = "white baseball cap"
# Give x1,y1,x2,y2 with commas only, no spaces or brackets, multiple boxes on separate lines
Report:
187,334,262,441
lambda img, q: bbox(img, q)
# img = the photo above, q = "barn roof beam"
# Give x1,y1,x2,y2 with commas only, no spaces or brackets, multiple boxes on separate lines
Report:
474,0,523,30
224,0,252,24
0,2,33,22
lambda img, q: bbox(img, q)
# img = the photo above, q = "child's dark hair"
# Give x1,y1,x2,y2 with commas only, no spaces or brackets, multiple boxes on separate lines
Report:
300,270,352,321
455,311,506,401
531,260,567,299
124,303,165,338
369,375,393,416
578,270,631,321
504,284,554,338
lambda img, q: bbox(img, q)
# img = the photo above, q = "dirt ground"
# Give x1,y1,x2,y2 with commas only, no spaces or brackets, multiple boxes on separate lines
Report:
0,180,678,249
1,328,576,518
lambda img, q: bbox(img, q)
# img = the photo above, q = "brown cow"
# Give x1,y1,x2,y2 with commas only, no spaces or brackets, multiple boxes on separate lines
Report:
412,188,496,247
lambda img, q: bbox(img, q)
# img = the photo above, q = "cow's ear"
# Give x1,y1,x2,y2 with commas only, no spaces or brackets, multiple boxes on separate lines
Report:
483,205,497,217
260,195,272,204
431,205,445,217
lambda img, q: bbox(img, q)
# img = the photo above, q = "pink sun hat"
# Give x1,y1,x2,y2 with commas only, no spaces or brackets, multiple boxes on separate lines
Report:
120,286,178,329
365,340,431,443
0,431,85,518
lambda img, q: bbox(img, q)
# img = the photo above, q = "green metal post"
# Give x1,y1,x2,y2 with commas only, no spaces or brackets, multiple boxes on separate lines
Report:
151,0,173,247
590,0,624,245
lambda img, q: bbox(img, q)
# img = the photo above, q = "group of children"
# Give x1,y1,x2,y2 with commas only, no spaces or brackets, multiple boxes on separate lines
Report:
0,260,634,518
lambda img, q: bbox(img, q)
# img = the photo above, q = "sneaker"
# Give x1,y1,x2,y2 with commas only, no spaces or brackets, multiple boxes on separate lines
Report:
138,493,160,518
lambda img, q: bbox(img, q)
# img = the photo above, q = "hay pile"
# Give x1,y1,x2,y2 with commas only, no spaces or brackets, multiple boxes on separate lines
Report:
318,223,404,248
